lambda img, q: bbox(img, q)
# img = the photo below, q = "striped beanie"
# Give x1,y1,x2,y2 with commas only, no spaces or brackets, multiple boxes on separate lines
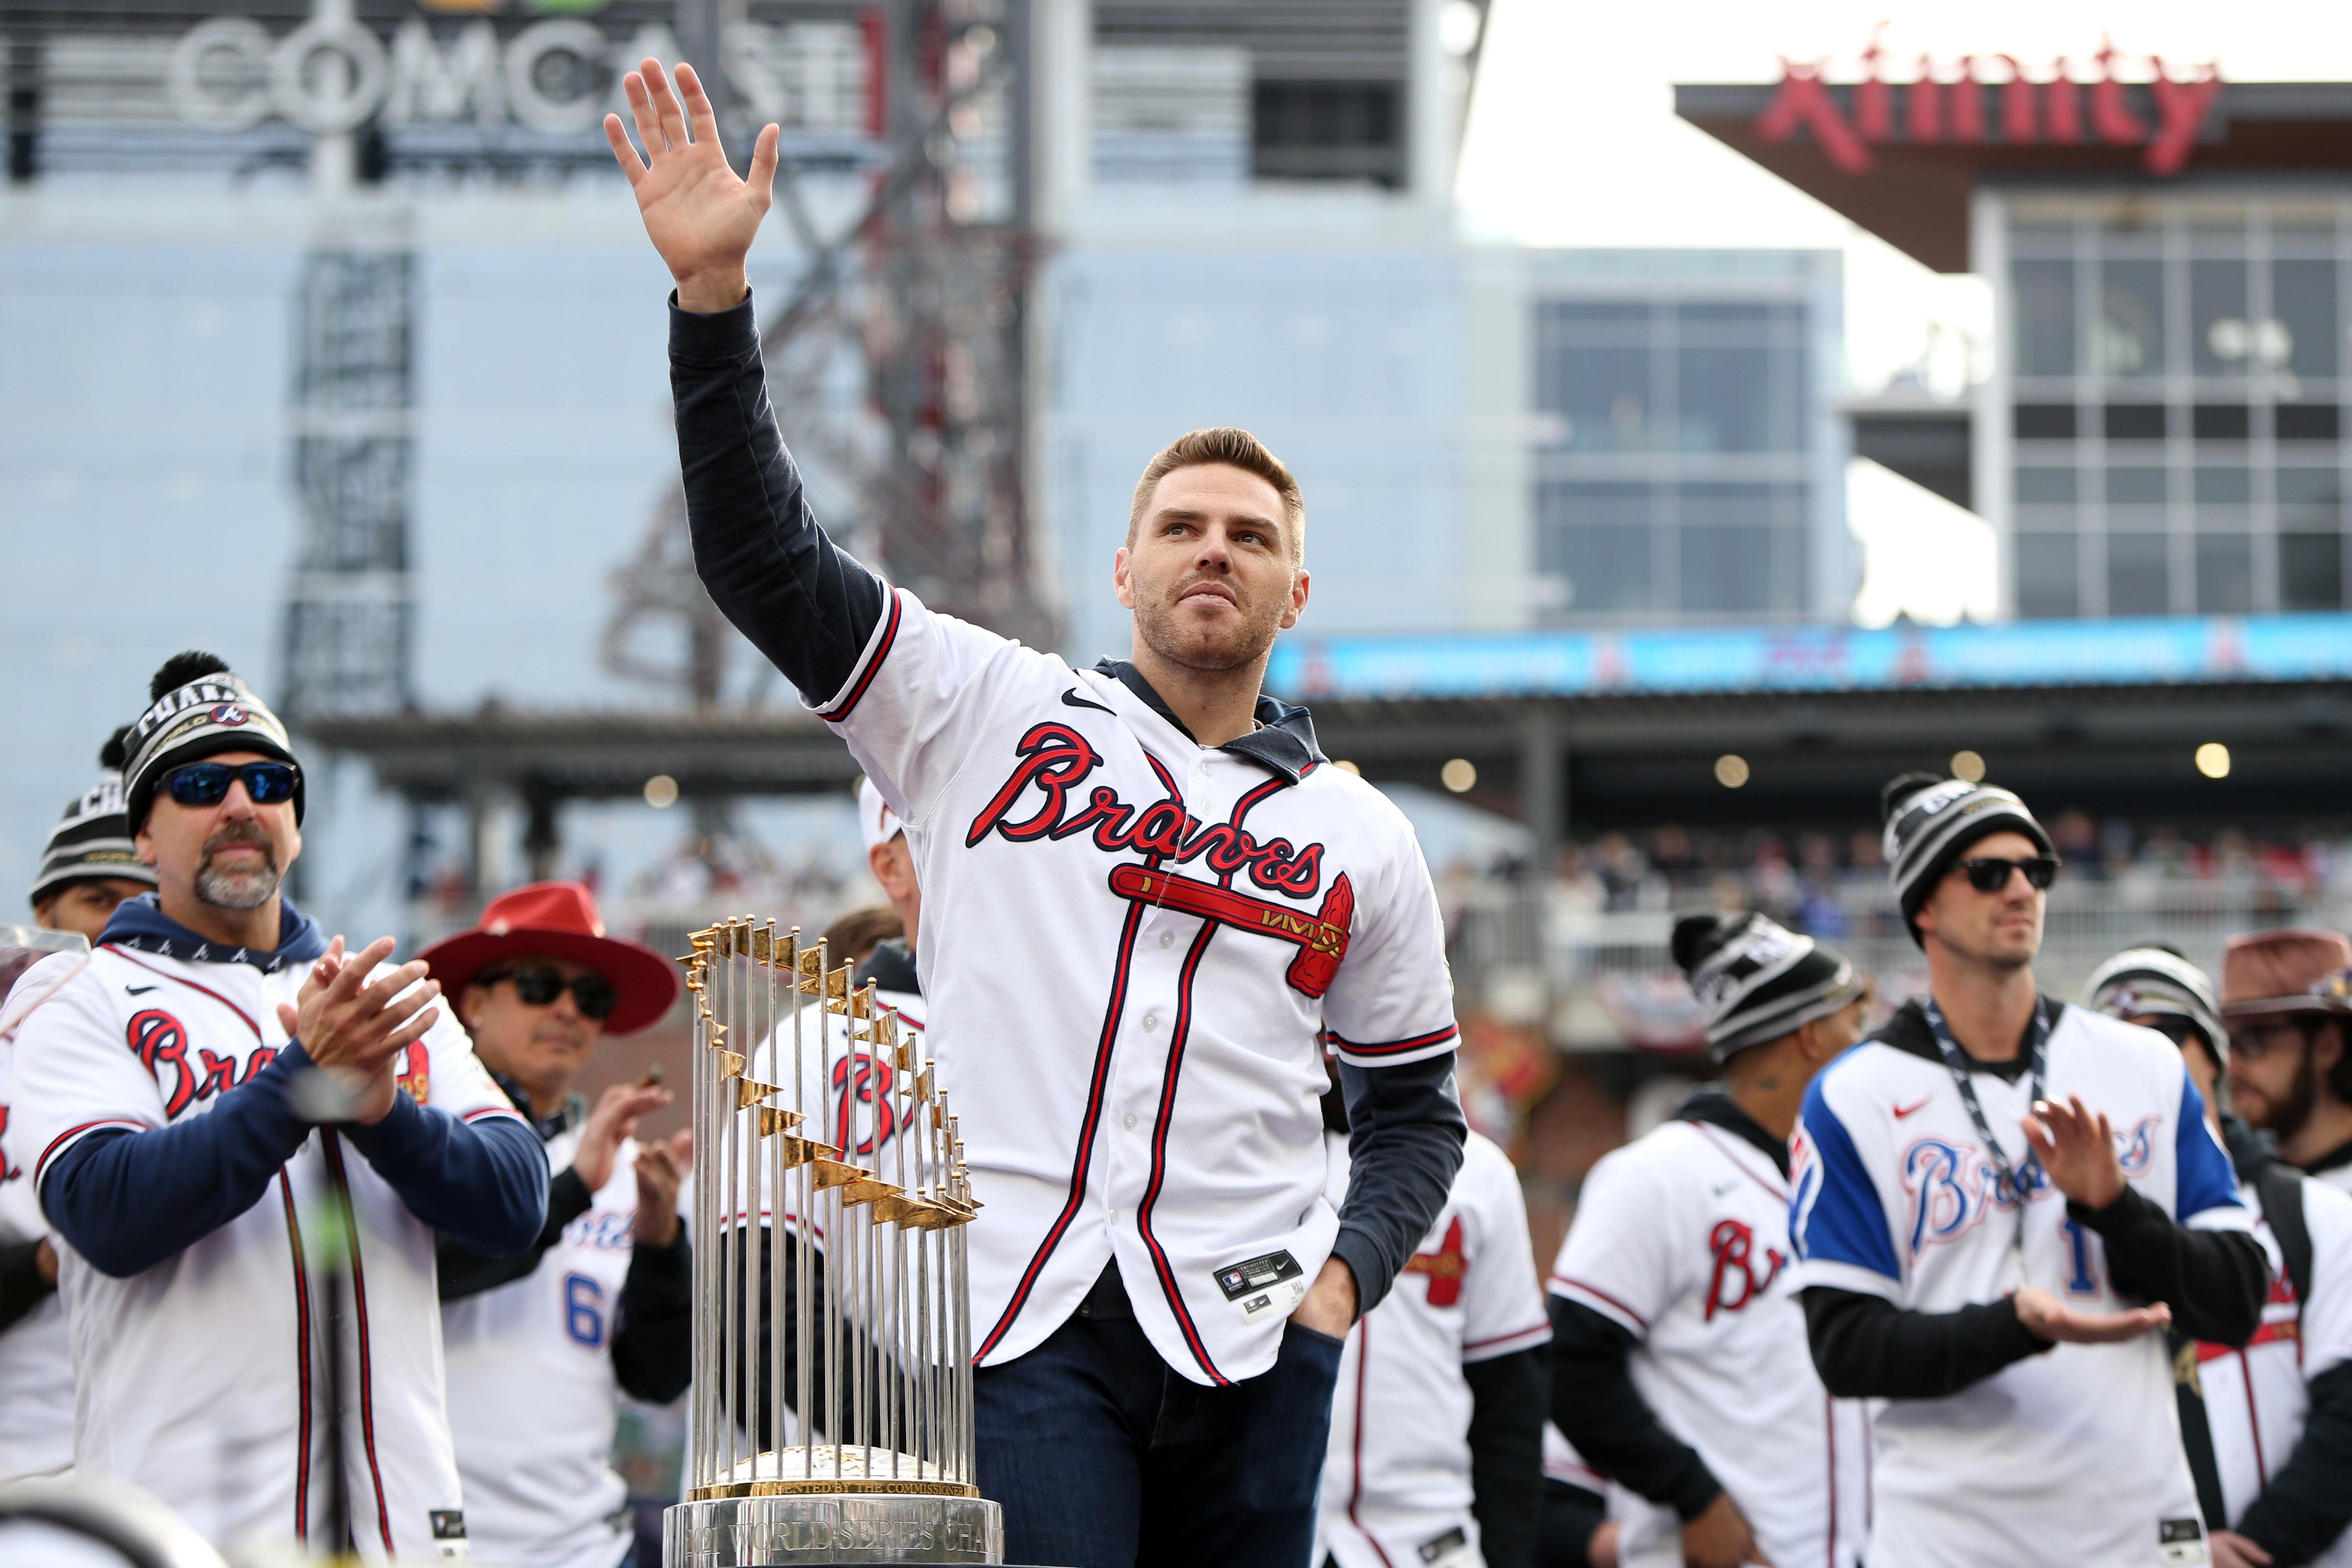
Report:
122,652,302,830
1672,912,1862,1061
29,727,160,909
2085,945,2227,1061
1880,772,2053,946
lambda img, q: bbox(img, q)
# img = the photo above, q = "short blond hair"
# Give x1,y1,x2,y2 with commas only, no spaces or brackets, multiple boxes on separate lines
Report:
1126,427,1305,565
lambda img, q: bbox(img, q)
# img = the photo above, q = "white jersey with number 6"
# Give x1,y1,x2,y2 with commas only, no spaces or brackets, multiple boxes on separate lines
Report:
1791,1000,2250,1568
1551,1102,1868,1568
1318,1130,1551,1568
442,1121,646,1568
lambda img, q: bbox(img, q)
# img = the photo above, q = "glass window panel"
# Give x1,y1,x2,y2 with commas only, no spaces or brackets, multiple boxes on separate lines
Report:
2272,259,2339,377
2192,404,2250,441
2016,534,2079,617
1675,301,1772,330
2195,534,2254,612
2194,468,2251,504
1677,345,1798,452
1541,344,1653,452
2107,466,2169,505
2276,404,2342,443
2191,259,2249,377
1545,301,1650,328
2279,468,2342,527
1678,524,1773,613
1538,483,1652,612
2016,467,2078,503
2097,260,2168,378
2013,260,2077,378
2107,533,2171,614
2281,532,2346,611
2103,403,2169,441
2015,403,2078,439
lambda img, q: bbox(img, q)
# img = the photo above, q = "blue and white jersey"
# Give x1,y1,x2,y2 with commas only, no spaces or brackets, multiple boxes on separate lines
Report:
1790,998,2249,1568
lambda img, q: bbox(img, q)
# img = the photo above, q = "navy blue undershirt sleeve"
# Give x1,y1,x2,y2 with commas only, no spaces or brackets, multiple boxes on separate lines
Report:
0,1239,55,1329
1332,1055,1467,1315
670,291,889,705
340,1094,548,1257
41,1042,320,1279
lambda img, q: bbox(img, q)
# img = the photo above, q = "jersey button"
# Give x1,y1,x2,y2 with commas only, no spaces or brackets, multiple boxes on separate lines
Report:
1124,1114,1137,1130
1160,931,1174,948
1142,1014,1159,1031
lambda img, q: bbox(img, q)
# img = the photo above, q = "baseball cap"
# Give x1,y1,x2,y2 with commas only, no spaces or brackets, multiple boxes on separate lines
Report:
858,777,905,854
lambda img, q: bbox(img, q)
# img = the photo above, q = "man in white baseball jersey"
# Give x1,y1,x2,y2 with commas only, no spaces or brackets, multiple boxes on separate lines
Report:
2087,946,2352,1568
2220,930,2352,1195
1551,913,1872,1568
1790,773,2266,1567
9,652,548,1560
1317,1073,1551,1568
0,728,161,1482
425,882,691,1568
606,62,1466,1568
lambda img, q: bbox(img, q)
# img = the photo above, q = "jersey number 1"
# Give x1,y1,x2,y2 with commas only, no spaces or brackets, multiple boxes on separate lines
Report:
2060,1218,2099,1294
565,1273,607,1348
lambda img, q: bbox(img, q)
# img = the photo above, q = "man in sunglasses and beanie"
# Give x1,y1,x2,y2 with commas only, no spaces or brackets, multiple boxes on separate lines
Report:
424,881,691,1568
2088,946,2352,1568
2220,930,2352,1196
7,651,548,1560
1788,772,2265,1568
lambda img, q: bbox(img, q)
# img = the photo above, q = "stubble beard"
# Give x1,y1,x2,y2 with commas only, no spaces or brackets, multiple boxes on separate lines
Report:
2251,1047,2321,1142
193,828,281,912
1135,581,1287,676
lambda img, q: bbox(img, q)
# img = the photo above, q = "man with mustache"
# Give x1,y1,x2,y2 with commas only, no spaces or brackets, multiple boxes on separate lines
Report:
8,651,548,1559
2220,930,2352,1196
608,62,1466,1568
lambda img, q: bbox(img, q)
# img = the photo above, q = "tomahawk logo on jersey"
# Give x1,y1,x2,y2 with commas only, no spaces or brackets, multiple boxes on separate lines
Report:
9,937,523,1560
805,587,1458,1387
1552,1106,1869,1568
1318,1132,1550,1568
1790,1001,2250,1567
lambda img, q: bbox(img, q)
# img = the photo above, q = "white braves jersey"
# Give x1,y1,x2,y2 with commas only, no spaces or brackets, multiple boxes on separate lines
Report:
443,1122,647,1568
1552,1106,1868,1568
9,941,522,1561
1318,1131,1551,1568
2192,1170,2352,1565
817,589,1459,1385
2312,1160,2352,1197
0,956,83,1481
1791,1001,2251,1568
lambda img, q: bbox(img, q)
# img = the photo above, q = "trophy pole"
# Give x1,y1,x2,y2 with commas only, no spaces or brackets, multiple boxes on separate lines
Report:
666,917,1001,1567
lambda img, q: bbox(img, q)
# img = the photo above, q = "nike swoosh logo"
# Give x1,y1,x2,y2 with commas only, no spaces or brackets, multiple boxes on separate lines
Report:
1061,689,1113,714
1711,1180,1740,1196
1893,1097,1934,1119
125,985,160,995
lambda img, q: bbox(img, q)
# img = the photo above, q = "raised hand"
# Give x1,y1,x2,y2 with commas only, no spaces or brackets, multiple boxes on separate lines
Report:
603,59,780,313
634,1136,687,1247
572,1080,674,1191
274,934,441,1126
2022,1094,2127,1209
1681,1491,1769,1568
2014,1284,2171,1344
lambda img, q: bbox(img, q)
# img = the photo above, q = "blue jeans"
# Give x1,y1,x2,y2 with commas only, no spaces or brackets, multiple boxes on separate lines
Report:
974,1272,1346,1568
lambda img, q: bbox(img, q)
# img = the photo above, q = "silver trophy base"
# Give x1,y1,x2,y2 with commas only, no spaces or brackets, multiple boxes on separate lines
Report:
666,1493,1005,1566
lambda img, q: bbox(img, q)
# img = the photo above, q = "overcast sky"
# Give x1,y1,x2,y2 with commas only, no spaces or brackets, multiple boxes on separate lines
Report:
1453,1,2352,620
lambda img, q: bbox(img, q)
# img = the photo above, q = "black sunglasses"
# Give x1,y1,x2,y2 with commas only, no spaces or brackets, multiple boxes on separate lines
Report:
162,760,301,808
481,965,619,1021
1955,854,2060,892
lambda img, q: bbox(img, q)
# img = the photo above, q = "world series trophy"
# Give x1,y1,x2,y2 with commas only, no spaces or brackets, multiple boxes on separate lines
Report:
666,918,1001,1567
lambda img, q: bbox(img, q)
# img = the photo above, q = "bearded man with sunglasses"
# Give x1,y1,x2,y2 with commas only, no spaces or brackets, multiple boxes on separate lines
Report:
7,652,548,1560
1789,772,2265,1568
2220,930,2352,1196
422,881,689,1568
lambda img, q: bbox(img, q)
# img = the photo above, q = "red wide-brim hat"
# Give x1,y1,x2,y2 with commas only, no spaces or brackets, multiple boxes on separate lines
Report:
417,881,681,1036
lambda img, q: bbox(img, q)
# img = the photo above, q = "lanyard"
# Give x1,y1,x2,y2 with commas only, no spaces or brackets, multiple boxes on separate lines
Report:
1921,995,2053,1274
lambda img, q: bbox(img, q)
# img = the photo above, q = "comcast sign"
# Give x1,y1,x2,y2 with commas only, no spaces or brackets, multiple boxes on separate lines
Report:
165,14,868,136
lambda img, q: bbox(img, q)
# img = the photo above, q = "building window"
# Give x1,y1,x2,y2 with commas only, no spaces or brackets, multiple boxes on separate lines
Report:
1251,81,1401,187
1537,482,1652,612
2001,194,2352,617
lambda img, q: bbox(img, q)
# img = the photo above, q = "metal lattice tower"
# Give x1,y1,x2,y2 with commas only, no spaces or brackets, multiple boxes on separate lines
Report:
280,243,417,720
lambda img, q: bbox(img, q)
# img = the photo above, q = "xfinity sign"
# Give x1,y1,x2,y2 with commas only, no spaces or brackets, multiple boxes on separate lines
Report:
166,14,870,136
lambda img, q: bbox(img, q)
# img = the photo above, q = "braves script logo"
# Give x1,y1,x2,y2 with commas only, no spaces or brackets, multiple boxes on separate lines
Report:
1704,1218,1787,1320
127,1008,278,1118
1901,1117,2159,1257
966,722,1350,995
1404,1216,1467,1307
830,1053,898,1155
